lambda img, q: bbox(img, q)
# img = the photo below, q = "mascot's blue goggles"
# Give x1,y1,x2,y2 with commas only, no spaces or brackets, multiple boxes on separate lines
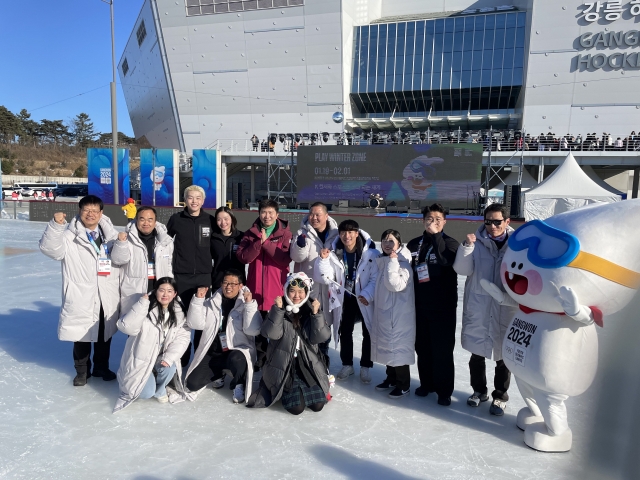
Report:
508,220,580,269
508,219,640,289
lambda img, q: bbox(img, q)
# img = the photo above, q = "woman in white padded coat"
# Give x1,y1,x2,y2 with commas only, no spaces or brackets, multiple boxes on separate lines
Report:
370,229,416,399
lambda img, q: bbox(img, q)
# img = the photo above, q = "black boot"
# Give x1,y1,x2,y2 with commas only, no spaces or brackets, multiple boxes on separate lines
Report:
73,371,91,386
92,369,116,381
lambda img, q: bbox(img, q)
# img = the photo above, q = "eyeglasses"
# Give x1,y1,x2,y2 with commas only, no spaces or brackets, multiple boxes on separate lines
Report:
81,208,101,215
381,239,396,244
425,217,444,224
289,278,308,289
221,282,240,287
484,219,505,227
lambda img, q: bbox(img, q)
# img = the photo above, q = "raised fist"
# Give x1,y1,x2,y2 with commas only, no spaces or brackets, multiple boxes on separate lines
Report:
53,212,66,225
196,287,208,298
243,290,252,303
274,296,283,309
310,298,321,315
389,250,398,259
118,232,128,242
296,234,307,248
465,233,476,246
320,248,330,259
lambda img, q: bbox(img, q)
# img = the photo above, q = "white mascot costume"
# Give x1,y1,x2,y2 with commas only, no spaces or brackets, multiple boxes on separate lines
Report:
481,200,640,452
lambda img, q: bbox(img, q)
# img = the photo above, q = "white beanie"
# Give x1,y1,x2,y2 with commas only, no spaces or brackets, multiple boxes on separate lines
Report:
283,272,313,314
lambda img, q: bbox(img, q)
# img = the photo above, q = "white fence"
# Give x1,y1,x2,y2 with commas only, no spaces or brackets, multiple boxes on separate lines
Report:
1,175,88,186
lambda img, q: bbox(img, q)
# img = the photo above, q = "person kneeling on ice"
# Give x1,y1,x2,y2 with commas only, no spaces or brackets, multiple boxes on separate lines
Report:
183,270,262,404
246,273,331,415
371,230,416,399
113,277,191,413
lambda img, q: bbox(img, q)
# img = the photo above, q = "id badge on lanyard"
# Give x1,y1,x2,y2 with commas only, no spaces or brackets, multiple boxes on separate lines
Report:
415,244,432,283
97,258,111,276
89,232,111,276
343,251,356,293
219,333,229,351
147,262,156,279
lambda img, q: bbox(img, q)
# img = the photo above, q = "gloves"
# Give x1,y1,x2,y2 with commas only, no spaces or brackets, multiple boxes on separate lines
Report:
553,283,594,325
296,234,307,248
480,279,505,303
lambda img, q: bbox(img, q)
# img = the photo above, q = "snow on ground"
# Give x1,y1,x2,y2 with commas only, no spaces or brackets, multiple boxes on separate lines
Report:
0,220,604,479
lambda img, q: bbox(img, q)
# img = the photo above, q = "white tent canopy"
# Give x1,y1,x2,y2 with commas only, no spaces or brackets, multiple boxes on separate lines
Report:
581,165,625,196
523,152,621,220
503,168,538,189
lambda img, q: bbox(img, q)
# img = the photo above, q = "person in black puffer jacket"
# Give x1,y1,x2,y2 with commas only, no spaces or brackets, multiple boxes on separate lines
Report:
211,206,245,290
246,272,331,415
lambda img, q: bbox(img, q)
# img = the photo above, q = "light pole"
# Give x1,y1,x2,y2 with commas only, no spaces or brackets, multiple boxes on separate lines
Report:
101,0,119,203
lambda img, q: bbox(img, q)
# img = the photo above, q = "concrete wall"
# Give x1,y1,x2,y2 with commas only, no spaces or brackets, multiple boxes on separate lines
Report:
522,0,640,135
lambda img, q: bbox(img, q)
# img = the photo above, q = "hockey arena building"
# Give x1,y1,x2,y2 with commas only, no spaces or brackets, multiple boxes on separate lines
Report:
118,0,640,203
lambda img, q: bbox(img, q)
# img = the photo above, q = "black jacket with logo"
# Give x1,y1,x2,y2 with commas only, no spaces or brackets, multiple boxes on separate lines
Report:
167,209,214,275
407,230,459,312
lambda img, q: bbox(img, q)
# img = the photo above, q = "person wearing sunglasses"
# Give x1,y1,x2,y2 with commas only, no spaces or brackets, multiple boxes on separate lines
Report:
453,203,516,416
406,203,459,406
183,270,261,404
246,272,330,415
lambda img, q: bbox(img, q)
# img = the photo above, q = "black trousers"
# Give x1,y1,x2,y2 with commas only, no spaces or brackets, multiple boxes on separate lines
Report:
176,273,211,367
72,306,111,375
318,338,331,371
252,311,272,369
339,296,372,368
415,307,456,398
186,349,247,391
469,354,511,401
385,365,411,391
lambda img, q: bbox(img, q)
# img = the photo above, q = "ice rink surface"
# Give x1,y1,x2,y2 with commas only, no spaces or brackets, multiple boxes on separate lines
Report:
0,220,617,479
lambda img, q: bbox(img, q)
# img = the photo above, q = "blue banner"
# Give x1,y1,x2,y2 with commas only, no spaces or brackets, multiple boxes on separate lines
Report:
140,149,179,207
87,148,130,205
192,149,219,209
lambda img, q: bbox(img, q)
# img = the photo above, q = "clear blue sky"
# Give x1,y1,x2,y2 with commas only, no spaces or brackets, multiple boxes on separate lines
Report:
0,0,145,137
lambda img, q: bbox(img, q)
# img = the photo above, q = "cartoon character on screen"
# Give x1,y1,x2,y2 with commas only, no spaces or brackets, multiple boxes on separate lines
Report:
400,155,443,200
480,200,640,452
151,166,166,192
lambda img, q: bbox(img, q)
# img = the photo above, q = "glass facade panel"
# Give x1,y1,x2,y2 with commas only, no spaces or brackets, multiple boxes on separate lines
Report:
351,11,526,115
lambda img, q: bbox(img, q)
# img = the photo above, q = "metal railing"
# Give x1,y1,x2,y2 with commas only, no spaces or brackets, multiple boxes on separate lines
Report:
207,130,640,154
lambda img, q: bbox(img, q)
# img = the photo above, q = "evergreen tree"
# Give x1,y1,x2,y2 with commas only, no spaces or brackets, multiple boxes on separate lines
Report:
69,112,96,148
0,106,22,144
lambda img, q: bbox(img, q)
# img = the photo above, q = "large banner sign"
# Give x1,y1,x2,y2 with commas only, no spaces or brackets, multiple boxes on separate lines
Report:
140,149,179,207
296,144,483,208
87,148,130,205
192,149,221,209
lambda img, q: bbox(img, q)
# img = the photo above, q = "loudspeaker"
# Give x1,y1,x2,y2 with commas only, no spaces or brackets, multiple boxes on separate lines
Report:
504,185,521,217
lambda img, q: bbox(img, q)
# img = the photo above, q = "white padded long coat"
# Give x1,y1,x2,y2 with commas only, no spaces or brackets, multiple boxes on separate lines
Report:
183,287,262,401
371,246,416,367
39,215,121,342
113,297,191,413
110,222,174,312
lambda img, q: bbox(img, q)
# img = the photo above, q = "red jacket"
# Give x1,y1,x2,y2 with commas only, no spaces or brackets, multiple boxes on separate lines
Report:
236,218,292,311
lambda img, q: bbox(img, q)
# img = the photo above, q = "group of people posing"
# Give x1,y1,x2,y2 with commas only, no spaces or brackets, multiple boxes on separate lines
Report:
39,185,518,417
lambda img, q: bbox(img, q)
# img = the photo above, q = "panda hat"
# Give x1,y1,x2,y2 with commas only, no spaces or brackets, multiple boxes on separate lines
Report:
283,272,313,313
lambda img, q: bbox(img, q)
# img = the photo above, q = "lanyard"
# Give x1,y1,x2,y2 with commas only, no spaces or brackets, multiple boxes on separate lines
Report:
342,250,358,281
87,231,108,256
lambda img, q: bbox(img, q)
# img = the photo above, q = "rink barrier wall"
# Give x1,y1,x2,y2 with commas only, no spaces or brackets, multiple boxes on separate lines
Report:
28,202,523,243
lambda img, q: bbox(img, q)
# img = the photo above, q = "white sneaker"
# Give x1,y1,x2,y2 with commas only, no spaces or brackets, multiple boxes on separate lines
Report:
155,395,169,404
360,367,371,384
211,375,225,389
490,399,507,416
328,374,336,388
336,365,354,380
233,384,245,404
